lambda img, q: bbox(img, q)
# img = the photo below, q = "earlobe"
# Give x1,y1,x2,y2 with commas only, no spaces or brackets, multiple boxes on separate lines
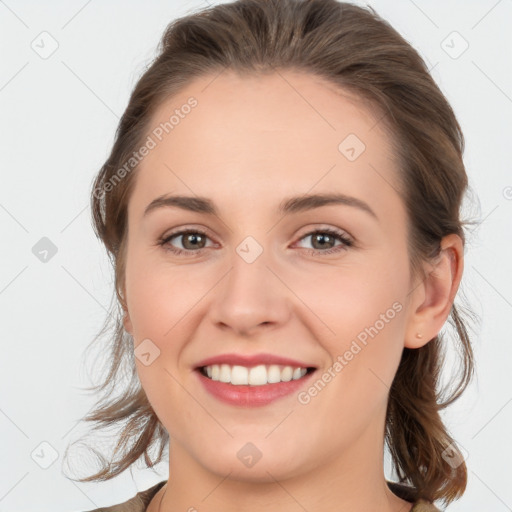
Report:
404,234,464,349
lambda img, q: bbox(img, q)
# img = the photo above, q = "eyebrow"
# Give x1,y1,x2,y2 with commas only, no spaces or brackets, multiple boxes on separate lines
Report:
143,192,378,220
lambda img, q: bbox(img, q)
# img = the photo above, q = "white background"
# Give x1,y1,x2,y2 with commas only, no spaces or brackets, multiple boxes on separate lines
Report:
1,1,511,510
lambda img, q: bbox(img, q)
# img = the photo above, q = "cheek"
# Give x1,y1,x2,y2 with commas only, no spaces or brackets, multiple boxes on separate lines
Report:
124,248,210,343
300,254,409,388
299,259,408,340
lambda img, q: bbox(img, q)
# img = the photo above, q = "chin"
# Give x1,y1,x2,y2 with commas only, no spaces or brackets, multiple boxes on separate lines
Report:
191,439,311,483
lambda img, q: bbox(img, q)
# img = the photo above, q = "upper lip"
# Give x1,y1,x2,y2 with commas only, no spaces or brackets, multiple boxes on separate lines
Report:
195,353,316,369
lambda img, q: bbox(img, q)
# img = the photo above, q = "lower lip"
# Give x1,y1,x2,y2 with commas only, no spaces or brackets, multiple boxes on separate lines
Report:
196,369,315,407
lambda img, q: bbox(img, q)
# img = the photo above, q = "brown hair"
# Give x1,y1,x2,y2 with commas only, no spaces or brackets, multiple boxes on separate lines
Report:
65,0,475,506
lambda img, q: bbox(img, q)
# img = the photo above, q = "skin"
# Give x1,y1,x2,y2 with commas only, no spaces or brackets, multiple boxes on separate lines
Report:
121,69,463,512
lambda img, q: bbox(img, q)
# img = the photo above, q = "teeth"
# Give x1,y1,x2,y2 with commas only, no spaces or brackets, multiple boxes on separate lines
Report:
231,365,249,385
248,365,267,385
268,364,281,384
202,364,309,386
281,366,293,382
219,364,231,383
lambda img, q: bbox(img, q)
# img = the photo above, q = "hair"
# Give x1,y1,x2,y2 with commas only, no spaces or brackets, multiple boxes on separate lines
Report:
65,0,476,506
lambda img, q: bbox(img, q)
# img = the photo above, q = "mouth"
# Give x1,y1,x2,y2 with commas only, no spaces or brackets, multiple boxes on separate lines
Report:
198,364,316,386
193,355,317,407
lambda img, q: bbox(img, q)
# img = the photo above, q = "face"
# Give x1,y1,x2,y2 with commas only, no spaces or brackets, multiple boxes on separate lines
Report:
122,69,419,482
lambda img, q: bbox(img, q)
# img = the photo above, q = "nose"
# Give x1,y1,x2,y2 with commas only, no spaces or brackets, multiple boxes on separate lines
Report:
207,248,292,338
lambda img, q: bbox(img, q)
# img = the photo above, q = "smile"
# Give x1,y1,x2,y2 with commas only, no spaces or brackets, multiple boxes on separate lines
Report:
200,364,311,386
194,356,316,406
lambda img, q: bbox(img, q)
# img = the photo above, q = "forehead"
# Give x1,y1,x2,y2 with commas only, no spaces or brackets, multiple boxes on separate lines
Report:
129,69,400,219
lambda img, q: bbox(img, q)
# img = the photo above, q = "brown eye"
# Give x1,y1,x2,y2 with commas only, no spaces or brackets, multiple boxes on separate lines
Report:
310,232,337,250
179,232,207,250
159,229,213,255
296,228,353,255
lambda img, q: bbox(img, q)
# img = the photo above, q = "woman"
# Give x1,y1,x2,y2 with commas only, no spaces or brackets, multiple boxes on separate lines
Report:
67,0,475,510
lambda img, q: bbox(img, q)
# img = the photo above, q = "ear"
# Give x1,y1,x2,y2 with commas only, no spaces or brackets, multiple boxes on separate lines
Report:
123,309,133,334
404,234,464,349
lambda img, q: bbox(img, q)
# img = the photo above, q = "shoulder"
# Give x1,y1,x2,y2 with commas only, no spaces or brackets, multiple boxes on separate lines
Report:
387,481,441,512
82,480,167,512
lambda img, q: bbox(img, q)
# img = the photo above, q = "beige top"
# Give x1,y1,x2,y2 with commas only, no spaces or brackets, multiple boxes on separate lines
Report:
84,480,441,511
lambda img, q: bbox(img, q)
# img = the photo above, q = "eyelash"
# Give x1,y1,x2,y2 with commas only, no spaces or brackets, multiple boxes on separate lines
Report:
157,227,353,257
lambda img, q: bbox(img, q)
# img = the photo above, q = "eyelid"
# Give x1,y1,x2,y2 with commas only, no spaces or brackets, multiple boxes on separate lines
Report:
160,224,215,241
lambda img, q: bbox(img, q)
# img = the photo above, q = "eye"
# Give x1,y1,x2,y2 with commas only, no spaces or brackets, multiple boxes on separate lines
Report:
295,228,353,255
158,228,214,256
